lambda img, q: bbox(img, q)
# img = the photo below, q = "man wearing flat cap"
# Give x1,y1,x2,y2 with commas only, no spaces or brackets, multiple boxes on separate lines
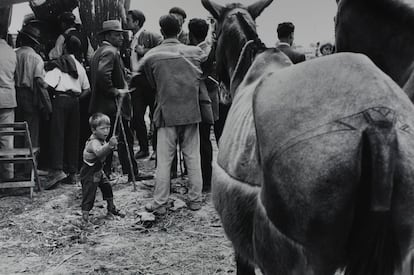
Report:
15,25,49,148
15,24,51,179
89,20,151,182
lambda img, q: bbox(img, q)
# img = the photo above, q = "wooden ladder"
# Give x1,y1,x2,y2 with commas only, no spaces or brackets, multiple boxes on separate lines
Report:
0,122,41,198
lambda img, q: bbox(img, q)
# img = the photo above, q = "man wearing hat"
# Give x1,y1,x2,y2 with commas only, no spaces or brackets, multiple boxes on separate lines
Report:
89,20,151,182
126,9,162,159
15,24,51,177
49,12,94,65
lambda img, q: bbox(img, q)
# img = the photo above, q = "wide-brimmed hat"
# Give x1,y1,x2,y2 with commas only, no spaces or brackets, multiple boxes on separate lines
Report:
98,20,125,35
18,24,41,45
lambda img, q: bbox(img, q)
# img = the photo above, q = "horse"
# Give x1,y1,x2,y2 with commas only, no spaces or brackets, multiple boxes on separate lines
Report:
335,0,414,99
202,0,414,274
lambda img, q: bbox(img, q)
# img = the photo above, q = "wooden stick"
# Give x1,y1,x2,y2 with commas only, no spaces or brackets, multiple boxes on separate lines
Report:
53,251,82,270
119,117,136,191
112,96,124,138
184,230,222,238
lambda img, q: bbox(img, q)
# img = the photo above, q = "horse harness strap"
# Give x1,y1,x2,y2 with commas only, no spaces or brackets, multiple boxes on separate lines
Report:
230,40,255,89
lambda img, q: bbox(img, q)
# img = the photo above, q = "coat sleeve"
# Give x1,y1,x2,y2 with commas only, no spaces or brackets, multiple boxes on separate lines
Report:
96,50,119,97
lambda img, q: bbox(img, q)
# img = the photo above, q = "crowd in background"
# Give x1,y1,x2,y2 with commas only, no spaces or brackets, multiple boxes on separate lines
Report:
0,5,333,217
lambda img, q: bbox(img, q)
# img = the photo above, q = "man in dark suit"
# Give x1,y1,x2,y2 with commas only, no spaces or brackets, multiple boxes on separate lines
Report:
276,22,306,64
89,20,151,182
126,9,163,159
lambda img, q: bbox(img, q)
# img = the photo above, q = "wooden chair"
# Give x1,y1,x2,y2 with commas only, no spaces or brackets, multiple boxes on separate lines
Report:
0,122,41,198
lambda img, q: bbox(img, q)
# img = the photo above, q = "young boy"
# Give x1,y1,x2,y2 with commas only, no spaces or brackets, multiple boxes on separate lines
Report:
80,113,124,222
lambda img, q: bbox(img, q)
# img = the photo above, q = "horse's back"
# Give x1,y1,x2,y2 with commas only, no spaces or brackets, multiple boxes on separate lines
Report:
254,52,414,159
253,52,414,271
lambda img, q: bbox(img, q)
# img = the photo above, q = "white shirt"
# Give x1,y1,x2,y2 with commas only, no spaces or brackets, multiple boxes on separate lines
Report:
276,41,291,47
130,28,145,73
45,55,90,93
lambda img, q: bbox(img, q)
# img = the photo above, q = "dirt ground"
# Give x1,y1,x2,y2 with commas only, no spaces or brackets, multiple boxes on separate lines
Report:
0,149,237,274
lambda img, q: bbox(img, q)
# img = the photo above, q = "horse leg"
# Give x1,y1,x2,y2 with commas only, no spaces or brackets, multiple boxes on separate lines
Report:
236,252,256,275
212,163,261,274
252,199,311,275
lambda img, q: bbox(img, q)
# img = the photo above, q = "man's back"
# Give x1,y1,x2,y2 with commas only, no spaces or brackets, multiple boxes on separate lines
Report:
141,39,206,127
276,44,306,64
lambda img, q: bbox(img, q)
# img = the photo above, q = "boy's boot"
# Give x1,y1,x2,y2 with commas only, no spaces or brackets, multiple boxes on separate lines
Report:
82,211,90,223
106,198,125,218
64,173,77,185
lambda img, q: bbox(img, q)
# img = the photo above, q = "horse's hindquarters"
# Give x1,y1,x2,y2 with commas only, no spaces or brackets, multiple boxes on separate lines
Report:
261,130,362,273
257,126,414,274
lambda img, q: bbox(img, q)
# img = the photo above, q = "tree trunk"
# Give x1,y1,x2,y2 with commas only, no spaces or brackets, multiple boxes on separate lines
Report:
78,0,128,49
0,6,12,39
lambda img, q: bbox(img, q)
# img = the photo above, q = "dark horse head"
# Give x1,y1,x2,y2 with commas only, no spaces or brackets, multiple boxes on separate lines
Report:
201,0,272,98
335,0,414,97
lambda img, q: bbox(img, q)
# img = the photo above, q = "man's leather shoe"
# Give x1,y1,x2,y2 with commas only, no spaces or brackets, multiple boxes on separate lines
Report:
188,201,202,211
135,150,149,159
129,173,154,182
145,201,167,214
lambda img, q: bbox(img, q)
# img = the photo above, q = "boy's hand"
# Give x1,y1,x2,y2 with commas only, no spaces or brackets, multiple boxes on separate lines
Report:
109,136,118,148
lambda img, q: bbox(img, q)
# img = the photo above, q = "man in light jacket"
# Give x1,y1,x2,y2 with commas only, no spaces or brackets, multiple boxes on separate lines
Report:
138,15,207,214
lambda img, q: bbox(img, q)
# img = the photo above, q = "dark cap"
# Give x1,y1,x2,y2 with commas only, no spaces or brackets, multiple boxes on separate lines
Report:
169,7,187,19
18,24,41,45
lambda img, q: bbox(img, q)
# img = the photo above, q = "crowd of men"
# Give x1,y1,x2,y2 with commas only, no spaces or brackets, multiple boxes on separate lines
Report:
0,5,324,215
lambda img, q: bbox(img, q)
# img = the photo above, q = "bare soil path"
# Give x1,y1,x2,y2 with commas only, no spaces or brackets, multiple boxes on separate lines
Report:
0,155,236,275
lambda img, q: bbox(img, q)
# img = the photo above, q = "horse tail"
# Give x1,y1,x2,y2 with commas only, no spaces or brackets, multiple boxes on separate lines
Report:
345,114,401,275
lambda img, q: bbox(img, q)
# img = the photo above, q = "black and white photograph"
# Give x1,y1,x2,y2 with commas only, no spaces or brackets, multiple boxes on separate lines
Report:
1,0,414,274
